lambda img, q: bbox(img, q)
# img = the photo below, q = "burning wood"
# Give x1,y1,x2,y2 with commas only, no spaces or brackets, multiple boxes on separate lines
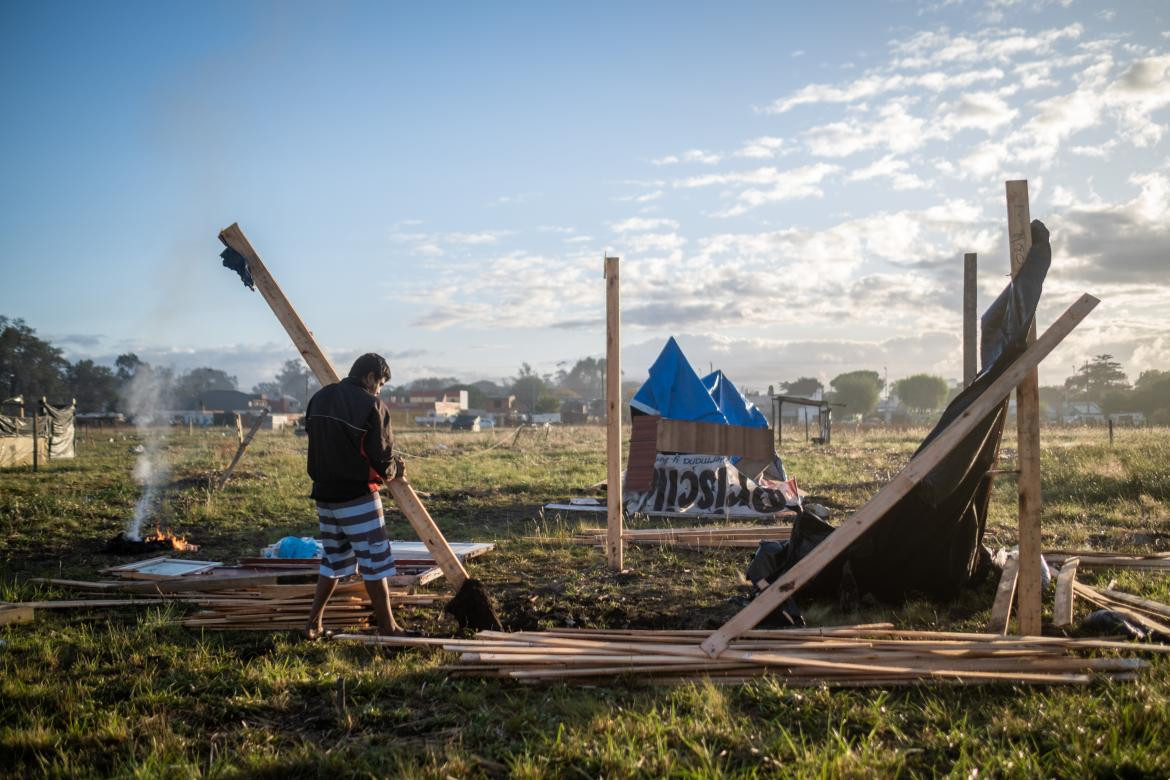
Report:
104,526,199,554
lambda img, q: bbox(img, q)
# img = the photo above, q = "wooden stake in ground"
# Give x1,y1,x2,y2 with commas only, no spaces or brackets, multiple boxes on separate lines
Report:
964,252,977,387
605,255,623,571
701,293,1099,657
987,554,1019,634
218,408,269,491
1007,180,1043,636
1052,557,1079,629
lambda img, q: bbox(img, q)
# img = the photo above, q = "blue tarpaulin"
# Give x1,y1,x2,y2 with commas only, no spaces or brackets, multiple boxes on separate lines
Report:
702,370,769,429
630,337,768,428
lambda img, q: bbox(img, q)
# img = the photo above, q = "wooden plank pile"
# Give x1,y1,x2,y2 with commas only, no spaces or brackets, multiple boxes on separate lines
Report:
335,625,1162,686
1,586,443,632
180,582,442,631
573,525,792,550
1045,550,1170,572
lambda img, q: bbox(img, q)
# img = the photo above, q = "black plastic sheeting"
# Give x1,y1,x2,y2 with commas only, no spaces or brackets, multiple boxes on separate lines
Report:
749,220,1052,603
221,246,255,290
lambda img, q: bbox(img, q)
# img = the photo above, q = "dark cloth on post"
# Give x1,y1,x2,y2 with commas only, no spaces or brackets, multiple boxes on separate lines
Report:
305,377,395,502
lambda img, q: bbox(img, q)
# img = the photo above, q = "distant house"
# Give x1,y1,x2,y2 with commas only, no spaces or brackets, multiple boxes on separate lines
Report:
193,390,263,413
560,399,589,424
1110,411,1146,427
387,388,467,423
486,394,516,413
266,394,302,413
1065,401,1105,424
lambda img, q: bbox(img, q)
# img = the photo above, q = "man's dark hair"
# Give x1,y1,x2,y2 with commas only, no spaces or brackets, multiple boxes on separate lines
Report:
349,353,391,383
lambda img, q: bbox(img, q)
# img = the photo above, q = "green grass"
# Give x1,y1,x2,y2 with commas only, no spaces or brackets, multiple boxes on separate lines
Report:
2,424,1169,777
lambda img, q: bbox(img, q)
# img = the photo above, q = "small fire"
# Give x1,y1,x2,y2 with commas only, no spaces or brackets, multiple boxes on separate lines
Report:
143,525,199,551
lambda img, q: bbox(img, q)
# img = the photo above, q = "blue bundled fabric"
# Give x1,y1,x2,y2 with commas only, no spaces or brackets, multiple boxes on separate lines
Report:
702,370,769,429
629,337,726,424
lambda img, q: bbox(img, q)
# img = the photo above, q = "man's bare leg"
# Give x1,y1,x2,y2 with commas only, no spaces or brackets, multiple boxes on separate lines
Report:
364,576,403,635
303,575,339,639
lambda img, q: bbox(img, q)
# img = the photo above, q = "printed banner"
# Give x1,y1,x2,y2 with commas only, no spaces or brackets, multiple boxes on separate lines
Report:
625,453,799,517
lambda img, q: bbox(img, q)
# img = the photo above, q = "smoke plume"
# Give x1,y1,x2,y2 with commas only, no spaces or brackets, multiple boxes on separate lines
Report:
122,369,169,540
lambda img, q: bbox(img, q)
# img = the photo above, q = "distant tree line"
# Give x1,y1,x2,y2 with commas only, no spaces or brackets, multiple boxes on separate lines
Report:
777,354,1170,424
0,316,622,416
1,316,264,414
1046,354,1170,424
8,314,1167,423
391,356,621,414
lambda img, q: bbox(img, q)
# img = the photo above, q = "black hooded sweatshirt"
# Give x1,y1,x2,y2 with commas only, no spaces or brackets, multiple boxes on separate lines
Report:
305,377,395,502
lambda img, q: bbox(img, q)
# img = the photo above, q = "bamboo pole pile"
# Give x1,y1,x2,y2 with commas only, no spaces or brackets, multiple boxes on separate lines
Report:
573,525,792,550
180,582,443,631
335,625,1164,686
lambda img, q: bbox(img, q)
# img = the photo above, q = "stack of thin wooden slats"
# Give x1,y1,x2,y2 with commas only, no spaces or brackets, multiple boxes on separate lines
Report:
181,582,442,631
573,525,792,550
1046,550,1170,571
336,625,1164,685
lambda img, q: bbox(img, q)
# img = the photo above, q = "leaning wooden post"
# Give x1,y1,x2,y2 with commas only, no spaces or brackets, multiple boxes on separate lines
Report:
964,253,978,387
700,294,1098,657
218,222,473,590
218,409,270,491
1006,180,1043,636
605,255,623,571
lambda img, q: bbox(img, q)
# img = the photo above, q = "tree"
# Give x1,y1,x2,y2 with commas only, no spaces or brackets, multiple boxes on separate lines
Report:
1132,369,1170,418
555,357,606,400
828,371,882,417
407,376,462,392
115,353,144,383
780,376,823,398
67,360,120,412
0,316,69,402
534,396,561,413
471,379,507,398
444,383,489,409
511,363,548,411
1064,354,1128,402
893,374,949,413
171,367,238,407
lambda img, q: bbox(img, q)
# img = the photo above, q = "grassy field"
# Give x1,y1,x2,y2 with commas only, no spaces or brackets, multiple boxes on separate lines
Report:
2,423,1169,777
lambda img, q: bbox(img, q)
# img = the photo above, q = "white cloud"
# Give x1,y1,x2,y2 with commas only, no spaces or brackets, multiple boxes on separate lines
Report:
610,217,679,233
706,163,841,217
938,91,1018,132
736,136,787,159
848,154,929,190
615,189,664,203
765,67,1004,114
805,100,930,157
653,149,723,165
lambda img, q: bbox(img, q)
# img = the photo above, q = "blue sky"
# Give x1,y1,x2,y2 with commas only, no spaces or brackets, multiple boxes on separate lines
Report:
2,0,1168,392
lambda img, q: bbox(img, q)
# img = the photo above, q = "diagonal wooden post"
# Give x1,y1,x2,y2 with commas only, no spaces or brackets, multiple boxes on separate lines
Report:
701,293,1098,657
1006,180,1043,636
218,408,269,491
218,223,471,589
605,255,624,571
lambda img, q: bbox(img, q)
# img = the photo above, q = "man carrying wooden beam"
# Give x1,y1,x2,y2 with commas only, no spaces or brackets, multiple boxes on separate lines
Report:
302,352,407,640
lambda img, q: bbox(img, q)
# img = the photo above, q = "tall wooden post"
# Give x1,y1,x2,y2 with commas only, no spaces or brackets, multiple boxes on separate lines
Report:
605,256,623,571
1006,180,1043,635
964,253,978,387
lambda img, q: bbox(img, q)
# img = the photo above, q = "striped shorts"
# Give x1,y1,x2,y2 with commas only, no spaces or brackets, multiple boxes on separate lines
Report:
316,493,397,580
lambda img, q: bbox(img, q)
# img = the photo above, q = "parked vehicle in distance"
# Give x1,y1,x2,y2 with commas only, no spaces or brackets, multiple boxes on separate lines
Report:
451,413,482,432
